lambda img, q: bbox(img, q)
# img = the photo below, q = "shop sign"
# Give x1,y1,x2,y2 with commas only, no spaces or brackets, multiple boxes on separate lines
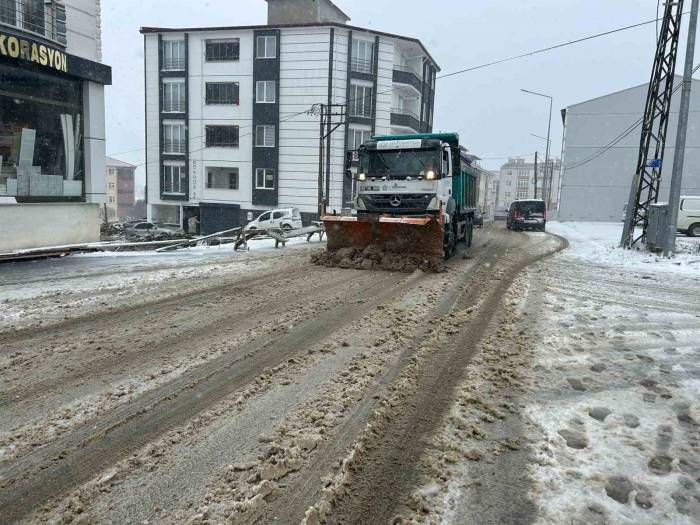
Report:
0,31,67,73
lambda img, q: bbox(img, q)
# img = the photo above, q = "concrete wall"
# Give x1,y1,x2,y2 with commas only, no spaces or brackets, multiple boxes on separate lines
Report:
63,0,102,62
0,203,100,252
559,79,700,222
267,0,349,25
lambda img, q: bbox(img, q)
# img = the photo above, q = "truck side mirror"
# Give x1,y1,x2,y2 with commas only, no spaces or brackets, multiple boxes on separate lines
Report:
345,169,352,179
442,148,450,176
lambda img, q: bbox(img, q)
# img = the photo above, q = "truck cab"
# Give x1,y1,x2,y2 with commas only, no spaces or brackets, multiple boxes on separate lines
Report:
353,134,458,225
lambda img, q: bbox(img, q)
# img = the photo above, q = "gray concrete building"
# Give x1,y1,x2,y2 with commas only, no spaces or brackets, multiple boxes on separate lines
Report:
558,77,700,222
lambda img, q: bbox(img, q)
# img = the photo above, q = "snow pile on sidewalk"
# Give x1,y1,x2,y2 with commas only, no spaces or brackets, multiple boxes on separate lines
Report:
525,251,700,524
548,222,700,275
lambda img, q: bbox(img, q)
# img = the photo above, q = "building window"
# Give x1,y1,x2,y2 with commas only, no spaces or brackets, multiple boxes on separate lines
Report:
255,168,275,190
256,35,277,59
349,128,371,151
163,80,185,113
351,39,374,74
205,82,239,105
255,125,275,147
162,164,186,195
505,180,512,187
517,179,529,188
163,40,185,71
108,182,116,190
256,81,276,103
517,191,528,199
163,123,186,154
206,167,239,190
205,39,240,61
350,84,373,118
205,125,239,148
108,195,116,203
0,65,84,201
20,0,45,36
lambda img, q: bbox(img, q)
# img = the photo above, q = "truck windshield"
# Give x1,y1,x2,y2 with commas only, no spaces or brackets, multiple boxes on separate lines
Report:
359,148,440,179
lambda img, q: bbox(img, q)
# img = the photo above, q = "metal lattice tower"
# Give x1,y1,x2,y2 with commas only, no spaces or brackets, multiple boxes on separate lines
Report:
621,0,685,248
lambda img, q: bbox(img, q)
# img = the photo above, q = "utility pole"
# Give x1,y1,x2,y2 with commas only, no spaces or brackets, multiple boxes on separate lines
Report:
534,151,539,198
663,0,699,256
521,89,553,206
621,0,685,248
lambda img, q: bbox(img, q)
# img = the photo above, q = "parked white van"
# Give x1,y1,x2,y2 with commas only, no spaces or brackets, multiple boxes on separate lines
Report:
245,208,303,232
678,196,700,237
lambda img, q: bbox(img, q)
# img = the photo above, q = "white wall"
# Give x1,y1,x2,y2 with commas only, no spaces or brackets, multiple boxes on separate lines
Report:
83,81,106,204
278,26,334,213
189,30,256,208
559,79,700,221
144,32,161,218
0,203,100,252
63,0,102,62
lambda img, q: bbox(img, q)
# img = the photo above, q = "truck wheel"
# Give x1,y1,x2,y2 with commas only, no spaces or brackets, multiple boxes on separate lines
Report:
689,223,700,237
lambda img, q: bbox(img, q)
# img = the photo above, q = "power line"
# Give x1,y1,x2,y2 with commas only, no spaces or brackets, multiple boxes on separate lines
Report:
109,14,668,162
563,62,700,170
437,16,666,80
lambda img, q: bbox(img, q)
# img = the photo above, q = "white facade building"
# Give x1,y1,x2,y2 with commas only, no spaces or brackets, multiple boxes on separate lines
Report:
142,0,438,233
0,0,110,252
559,78,700,222
493,157,561,213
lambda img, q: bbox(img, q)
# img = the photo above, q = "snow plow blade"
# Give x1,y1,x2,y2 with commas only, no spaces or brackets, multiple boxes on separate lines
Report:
322,214,444,258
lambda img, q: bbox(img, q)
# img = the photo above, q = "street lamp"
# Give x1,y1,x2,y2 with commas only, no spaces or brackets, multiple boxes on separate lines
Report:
521,89,553,205
529,133,551,199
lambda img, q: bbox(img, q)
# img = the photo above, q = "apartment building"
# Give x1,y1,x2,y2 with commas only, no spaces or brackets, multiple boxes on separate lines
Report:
141,0,438,234
493,157,561,213
103,157,136,222
0,0,111,252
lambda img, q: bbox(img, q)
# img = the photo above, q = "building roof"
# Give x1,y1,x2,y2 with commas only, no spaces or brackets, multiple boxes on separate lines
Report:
565,75,700,111
106,157,137,169
140,22,440,70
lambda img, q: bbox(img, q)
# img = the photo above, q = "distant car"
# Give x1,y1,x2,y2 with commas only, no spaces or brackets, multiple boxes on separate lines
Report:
154,222,185,235
245,208,303,232
506,199,547,232
125,222,179,238
678,196,700,237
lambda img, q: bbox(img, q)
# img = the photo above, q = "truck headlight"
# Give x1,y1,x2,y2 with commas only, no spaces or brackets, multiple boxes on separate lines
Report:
358,173,366,181
426,170,435,180
355,197,367,210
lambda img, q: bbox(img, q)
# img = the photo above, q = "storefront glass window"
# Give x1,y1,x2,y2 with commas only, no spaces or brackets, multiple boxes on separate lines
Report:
0,64,84,201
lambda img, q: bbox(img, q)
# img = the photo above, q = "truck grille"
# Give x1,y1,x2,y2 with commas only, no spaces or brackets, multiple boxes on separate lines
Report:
363,194,432,213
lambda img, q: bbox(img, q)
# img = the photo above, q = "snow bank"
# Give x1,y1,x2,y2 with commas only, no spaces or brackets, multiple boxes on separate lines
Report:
548,222,700,275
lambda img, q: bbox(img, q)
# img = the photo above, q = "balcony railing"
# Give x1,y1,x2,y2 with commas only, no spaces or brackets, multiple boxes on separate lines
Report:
351,57,373,75
163,141,186,154
390,108,420,132
162,101,186,113
0,0,66,44
163,58,186,71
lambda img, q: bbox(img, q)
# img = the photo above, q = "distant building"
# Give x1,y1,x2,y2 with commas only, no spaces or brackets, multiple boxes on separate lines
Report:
140,0,439,235
559,78,700,221
494,157,561,213
0,0,111,252
104,157,136,221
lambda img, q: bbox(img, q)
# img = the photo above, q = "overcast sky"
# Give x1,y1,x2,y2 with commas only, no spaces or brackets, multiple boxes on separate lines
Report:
102,0,690,193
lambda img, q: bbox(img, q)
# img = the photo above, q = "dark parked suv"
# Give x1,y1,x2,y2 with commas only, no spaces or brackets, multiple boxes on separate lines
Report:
506,199,547,232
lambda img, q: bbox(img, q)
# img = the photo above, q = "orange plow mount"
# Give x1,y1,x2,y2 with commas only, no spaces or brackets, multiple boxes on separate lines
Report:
322,214,445,258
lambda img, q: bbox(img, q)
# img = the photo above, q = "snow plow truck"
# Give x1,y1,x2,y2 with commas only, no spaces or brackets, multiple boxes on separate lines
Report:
323,133,479,259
